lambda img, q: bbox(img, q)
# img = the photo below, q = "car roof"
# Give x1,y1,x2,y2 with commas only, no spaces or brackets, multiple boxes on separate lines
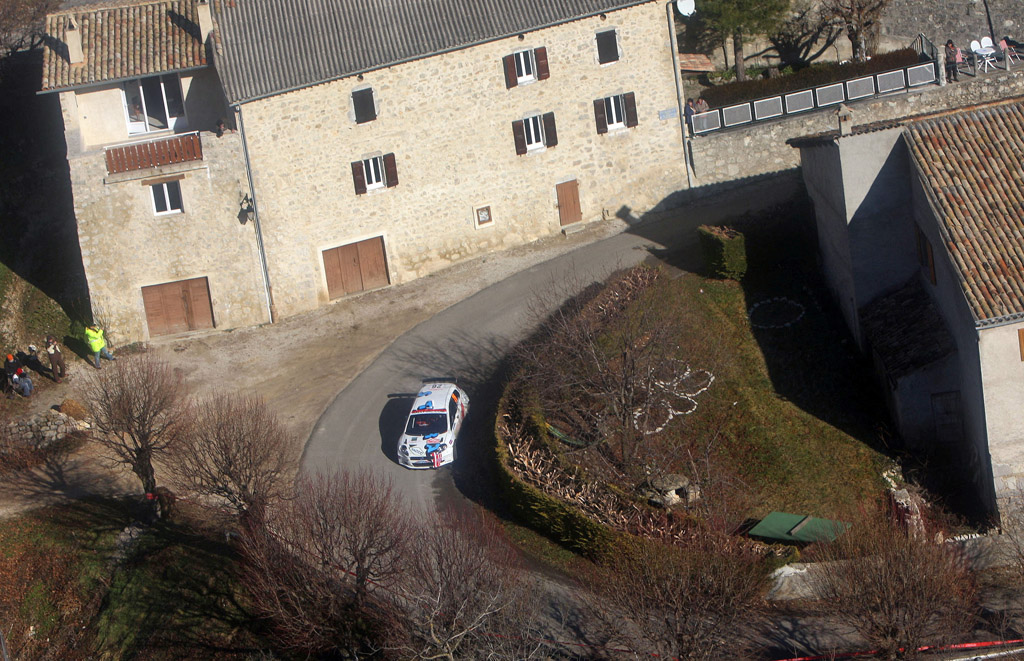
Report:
410,381,459,414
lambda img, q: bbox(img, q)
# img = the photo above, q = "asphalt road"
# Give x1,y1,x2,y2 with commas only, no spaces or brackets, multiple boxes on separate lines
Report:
300,174,803,511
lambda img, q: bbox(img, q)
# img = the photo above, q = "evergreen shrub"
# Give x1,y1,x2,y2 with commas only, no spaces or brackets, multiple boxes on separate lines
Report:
697,225,747,280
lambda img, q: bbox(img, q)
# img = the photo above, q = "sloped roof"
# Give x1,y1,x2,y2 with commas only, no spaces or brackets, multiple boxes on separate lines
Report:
860,277,955,379
41,0,208,92
904,101,1024,324
211,0,653,106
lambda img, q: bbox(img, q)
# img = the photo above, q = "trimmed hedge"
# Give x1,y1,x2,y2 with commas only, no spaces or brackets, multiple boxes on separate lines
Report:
493,387,616,559
697,225,747,280
701,48,924,109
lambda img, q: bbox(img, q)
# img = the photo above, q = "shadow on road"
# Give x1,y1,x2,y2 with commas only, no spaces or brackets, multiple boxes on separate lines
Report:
378,395,412,464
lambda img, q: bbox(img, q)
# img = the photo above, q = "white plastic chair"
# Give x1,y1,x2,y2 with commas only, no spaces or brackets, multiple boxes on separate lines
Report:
972,39,996,72
981,36,995,49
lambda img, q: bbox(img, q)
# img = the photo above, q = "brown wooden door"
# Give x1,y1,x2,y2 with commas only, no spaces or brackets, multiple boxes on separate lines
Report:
556,179,581,226
141,277,215,336
323,237,390,299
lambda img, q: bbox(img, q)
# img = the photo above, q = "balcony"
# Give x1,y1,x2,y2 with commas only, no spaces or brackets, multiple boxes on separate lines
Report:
104,132,203,175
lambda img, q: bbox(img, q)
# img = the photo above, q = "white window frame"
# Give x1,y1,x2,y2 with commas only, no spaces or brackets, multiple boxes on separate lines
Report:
363,156,385,190
151,180,183,215
604,95,626,129
513,49,536,84
522,114,545,151
123,73,186,136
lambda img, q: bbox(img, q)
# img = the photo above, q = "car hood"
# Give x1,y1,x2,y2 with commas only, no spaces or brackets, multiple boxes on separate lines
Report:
401,432,451,452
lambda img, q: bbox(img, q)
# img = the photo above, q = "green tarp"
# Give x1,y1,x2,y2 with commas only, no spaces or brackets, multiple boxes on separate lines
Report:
747,511,849,544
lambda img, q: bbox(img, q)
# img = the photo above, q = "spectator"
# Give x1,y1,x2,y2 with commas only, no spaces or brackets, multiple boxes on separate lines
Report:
945,40,959,82
685,98,696,133
84,324,116,369
45,335,67,383
11,368,32,398
695,97,709,113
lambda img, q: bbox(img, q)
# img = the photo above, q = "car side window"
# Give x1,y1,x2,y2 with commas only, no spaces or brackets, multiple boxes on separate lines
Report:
449,393,459,421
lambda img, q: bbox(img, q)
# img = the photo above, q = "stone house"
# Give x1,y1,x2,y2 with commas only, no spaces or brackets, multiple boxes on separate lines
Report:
792,99,1024,520
40,0,689,340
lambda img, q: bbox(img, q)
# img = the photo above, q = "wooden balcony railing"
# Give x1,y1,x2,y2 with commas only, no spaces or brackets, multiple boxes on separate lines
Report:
105,132,203,175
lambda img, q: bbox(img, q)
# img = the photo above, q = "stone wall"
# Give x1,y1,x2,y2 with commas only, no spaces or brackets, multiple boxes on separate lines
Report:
882,0,1022,49
689,67,1024,188
240,1,688,319
3,408,89,450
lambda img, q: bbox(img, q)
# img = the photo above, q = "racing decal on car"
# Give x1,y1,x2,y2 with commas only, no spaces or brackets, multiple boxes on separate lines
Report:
418,390,432,397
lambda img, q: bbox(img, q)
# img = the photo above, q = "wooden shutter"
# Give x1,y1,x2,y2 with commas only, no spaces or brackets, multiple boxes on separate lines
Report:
352,161,367,195
1018,329,1024,361
597,30,618,64
503,54,518,88
542,112,557,147
535,47,550,80
624,92,639,127
512,120,527,155
383,153,399,188
593,99,608,134
352,88,376,123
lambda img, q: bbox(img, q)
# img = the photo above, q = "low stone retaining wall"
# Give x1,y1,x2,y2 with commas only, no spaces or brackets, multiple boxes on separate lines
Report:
3,409,90,451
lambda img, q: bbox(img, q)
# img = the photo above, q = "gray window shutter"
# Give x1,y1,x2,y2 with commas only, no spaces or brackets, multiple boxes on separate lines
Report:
383,153,399,188
535,47,550,80
624,92,638,128
503,55,518,89
352,161,367,195
512,120,527,155
352,88,376,123
593,99,608,134
542,112,557,147
597,30,618,64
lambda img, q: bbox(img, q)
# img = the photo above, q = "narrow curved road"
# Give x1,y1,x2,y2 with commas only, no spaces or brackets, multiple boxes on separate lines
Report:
301,175,802,510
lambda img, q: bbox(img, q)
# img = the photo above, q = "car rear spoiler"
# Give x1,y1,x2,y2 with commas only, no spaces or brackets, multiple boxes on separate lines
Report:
421,376,458,384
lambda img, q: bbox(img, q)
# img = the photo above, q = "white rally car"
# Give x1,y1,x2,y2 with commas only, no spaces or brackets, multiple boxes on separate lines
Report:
397,380,470,469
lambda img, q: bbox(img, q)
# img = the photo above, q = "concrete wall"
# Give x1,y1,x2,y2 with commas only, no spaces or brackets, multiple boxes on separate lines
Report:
882,0,1022,49
238,1,687,319
979,320,1024,512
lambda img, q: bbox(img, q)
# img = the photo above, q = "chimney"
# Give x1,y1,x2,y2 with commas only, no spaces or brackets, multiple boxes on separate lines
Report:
196,0,214,42
836,104,853,136
66,17,84,65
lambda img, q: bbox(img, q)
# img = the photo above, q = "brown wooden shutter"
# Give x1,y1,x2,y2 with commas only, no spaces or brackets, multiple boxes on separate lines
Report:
624,92,639,127
352,160,367,195
542,112,557,147
512,120,527,155
383,153,399,188
1018,329,1024,361
503,54,518,89
535,47,550,80
594,98,608,134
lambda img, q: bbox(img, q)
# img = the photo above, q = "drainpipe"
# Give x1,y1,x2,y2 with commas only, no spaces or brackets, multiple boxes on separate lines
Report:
667,2,693,189
235,105,277,324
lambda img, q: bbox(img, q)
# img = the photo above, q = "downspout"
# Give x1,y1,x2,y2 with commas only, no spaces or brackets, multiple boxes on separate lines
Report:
235,105,277,323
667,1,692,189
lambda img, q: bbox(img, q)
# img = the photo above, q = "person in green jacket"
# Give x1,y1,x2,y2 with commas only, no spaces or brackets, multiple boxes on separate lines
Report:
84,324,116,369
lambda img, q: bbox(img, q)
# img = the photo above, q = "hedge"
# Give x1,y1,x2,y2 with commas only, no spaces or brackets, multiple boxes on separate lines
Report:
697,225,747,280
700,48,924,109
492,387,617,559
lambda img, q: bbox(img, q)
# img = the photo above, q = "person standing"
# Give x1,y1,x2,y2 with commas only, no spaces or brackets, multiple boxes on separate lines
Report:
684,98,696,134
84,324,116,369
45,335,67,383
945,40,960,82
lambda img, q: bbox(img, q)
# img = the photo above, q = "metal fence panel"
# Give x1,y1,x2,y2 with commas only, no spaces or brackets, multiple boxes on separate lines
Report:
907,62,936,86
815,83,845,106
753,96,784,120
692,110,721,133
785,90,814,113
846,76,875,100
876,70,906,93
722,103,753,126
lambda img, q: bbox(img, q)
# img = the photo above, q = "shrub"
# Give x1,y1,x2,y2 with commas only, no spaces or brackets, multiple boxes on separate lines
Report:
697,225,747,280
701,48,923,108
60,398,88,420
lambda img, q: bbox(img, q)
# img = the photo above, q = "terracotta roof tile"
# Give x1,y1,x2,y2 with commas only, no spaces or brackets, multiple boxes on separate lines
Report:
41,0,207,92
904,101,1024,324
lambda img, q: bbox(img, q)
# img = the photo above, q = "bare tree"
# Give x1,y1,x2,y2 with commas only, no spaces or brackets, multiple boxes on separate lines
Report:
389,506,545,660
584,532,768,660
84,356,188,505
812,513,978,660
171,393,293,521
820,0,890,62
768,1,842,68
0,0,56,58
239,470,410,656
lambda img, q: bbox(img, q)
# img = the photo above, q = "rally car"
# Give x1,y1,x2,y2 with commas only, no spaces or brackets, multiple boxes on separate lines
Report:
396,379,470,469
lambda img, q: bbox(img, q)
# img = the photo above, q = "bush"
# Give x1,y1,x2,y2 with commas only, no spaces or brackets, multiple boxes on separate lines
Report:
701,48,923,108
697,225,747,280
60,398,88,420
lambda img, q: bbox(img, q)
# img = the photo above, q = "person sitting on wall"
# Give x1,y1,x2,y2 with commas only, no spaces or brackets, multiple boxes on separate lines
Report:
11,368,32,398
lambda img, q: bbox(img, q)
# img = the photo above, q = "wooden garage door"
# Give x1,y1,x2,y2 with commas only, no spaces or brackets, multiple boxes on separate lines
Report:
323,236,389,299
141,277,215,336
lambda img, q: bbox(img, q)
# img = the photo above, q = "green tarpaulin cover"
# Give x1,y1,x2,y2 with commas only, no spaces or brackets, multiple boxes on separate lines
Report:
747,511,849,544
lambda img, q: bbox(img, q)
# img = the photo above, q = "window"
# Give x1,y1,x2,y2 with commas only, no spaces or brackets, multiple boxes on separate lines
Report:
352,88,376,124
475,205,493,228
151,180,183,215
351,153,398,194
593,93,638,134
914,224,936,284
123,74,185,135
596,29,619,64
511,112,557,155
502,47,550,88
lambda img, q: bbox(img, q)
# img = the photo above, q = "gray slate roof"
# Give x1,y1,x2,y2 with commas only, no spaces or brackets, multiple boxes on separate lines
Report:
212,0,652,105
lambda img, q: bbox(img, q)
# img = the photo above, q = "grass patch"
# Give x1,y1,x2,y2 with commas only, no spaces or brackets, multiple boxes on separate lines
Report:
0,261,72,350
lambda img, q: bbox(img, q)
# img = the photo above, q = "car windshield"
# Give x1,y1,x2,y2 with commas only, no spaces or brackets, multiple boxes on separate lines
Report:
405,413,448,436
